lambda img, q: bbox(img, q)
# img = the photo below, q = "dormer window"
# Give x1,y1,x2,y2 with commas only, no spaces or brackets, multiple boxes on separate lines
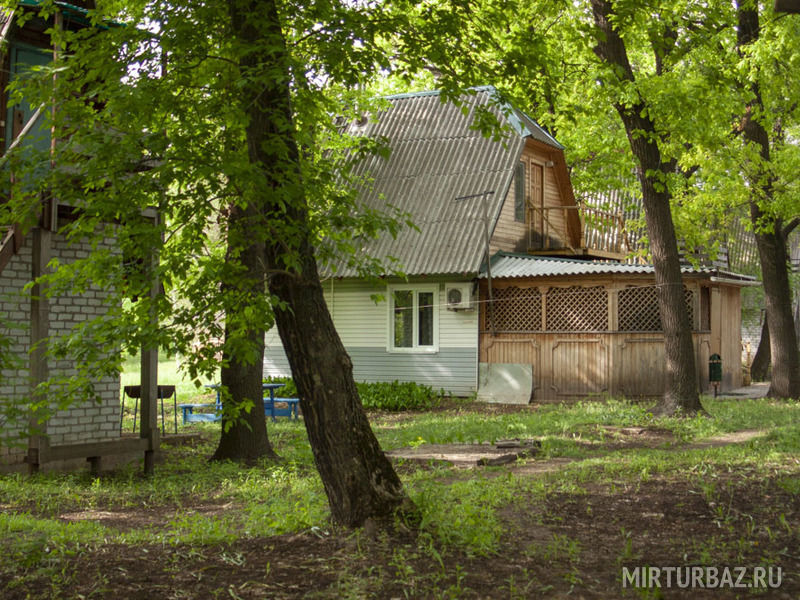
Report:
514,161,526,222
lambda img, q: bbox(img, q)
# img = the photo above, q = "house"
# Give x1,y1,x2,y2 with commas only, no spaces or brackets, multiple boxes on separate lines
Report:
0,2,160,472
263,88,755,401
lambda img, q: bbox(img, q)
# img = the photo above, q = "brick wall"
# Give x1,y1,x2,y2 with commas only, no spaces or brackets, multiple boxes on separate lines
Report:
0,229,121,462
0,244,32,462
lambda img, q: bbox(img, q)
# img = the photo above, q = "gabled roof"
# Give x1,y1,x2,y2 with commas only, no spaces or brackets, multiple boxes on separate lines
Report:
328,87,560,277
481,251,758,284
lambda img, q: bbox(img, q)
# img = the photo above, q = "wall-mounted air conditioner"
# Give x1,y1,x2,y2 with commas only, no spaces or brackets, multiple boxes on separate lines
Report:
445,283,473,310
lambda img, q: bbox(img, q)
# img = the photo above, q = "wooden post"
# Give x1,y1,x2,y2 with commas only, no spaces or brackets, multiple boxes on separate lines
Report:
608,284,619,396
483,191,496,336
139,278,159,475
27,227,51,473
541,286,548,331
608,284,619,332
711,286,722,355
139,217,160,475
140,342,158,475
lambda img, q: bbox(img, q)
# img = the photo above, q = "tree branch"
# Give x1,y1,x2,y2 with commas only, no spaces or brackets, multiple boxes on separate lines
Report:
782,217,800,239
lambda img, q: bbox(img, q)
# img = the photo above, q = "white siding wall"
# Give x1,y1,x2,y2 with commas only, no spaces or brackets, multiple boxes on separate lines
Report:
264,278,479,396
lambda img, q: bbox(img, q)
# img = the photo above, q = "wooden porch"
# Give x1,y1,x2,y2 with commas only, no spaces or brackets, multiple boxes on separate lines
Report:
481,331,717,400
479,275,744,401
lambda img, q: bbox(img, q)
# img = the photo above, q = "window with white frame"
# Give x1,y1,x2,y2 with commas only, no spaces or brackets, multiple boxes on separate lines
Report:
388,285,439,352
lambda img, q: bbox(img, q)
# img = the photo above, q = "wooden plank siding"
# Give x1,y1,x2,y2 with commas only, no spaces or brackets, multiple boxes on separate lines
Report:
718,285,742,389
490,139,573,255
479,276,742,401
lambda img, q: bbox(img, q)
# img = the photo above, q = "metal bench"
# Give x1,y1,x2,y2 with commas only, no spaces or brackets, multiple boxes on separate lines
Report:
264,397,300,421
178,402,221,423
122,385,177,434
178,386,300,424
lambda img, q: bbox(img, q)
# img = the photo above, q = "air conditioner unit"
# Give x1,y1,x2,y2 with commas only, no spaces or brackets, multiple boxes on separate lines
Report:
445,283,473,310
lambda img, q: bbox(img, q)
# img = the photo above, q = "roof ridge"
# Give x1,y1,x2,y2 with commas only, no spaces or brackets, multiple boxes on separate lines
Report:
381,86,497,101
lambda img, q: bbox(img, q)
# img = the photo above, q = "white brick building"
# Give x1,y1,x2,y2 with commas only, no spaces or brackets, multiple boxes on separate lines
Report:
1,231,121,469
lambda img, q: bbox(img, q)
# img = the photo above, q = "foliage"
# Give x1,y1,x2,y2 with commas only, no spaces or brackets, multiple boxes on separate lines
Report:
262,376,298,398
356,381,443,412
263,377,443,411
0,398,799,595
0,0,418,441
384,0,800,265
0,308,27,447
0,398,798,573
262,377,443,411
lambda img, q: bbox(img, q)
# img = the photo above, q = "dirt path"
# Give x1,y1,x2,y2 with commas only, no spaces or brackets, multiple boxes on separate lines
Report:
386,427,769,474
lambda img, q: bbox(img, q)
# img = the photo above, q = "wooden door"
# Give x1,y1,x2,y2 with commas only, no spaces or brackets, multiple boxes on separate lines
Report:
528,162,545,248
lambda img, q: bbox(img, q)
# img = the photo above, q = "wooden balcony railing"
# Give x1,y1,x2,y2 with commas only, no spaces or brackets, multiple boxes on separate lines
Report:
528,204,631,259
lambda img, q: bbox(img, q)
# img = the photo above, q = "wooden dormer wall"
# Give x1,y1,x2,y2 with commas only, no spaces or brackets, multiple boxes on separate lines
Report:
489,138,580,256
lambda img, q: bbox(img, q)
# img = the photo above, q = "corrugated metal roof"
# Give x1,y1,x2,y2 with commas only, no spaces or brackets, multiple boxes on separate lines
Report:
326,88,558,277
481,252,758,282
505,106,563,149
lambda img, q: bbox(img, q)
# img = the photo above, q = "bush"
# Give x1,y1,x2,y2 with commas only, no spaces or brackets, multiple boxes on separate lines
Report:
263,376,297,397
264,377,442,412
357,381,442,412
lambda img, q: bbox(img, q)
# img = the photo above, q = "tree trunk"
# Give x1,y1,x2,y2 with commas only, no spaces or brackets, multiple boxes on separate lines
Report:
227,0,412,527
737,3,800,399
268,251,412,526
212,202,279,463
750,317,770,382
752,218,799,397
590,0,702,415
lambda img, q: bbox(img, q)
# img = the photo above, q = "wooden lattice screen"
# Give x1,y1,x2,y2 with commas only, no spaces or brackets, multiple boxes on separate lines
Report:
618,285,695,331
546,286,608,331
490,286,542,332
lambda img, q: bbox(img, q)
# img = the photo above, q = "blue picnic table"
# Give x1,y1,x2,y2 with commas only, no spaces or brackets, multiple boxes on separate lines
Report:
178,383,300,424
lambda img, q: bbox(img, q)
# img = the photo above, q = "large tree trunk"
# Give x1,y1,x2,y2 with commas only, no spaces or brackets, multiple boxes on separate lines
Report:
268,249,412,526
737,3,800,399
212,202,279,463
752,220,799,397
749,318,770,382
590,0,702,414
227,0,412,526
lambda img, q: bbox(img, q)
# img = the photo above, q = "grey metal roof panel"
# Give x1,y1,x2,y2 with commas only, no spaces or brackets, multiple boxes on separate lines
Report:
382,87,563,150
505,107,563,150
481,252,758,281
328,89,530,277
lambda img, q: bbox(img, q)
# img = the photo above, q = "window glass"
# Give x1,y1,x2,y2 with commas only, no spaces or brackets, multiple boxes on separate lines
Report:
418,291,434,346
514,161,526,222
389,286,438,351
393,290,413,347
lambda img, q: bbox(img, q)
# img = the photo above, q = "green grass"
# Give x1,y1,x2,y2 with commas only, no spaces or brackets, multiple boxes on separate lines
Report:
120,351,215,399
1,394,799,595
374,396,800,451
119,351,218,432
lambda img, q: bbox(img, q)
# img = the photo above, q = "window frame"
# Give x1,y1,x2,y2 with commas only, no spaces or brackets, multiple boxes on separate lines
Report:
514,161,527,223
386,284,440,353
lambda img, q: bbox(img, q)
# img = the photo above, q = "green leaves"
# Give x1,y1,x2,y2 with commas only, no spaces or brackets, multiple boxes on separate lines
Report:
0,0,425,439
